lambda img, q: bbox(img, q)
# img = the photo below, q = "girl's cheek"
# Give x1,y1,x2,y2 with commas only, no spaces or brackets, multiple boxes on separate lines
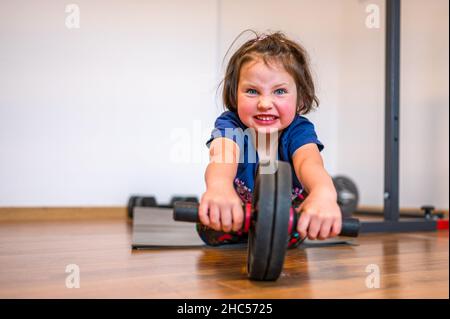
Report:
278,101,297,126
236,102,253,126
237,97,253,113
279,100,296,115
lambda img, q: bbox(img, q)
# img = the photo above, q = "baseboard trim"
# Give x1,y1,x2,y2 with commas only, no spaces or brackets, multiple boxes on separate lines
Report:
0,207,127,222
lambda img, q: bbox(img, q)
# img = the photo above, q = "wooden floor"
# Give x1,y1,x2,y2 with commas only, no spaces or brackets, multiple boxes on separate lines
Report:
0,214,448,299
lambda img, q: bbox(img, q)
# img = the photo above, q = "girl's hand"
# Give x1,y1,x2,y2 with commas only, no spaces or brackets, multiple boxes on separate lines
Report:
296,190,342,240
199,186,244,233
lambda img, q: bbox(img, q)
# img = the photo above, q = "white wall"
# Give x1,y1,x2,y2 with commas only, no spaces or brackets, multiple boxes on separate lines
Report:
337,0,386,207
0,0,218,205
0,0,448,209
336,0,449,209
400,0,449,209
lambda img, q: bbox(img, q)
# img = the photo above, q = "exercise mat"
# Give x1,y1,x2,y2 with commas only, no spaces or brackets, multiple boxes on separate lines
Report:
131,207,356,249
300,238,358,248
132,207,205,248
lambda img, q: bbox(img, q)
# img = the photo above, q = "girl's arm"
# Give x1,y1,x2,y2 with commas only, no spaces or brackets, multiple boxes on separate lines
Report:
199,138,244,232
292,143,336,199
292,143,342,240
205,138,239,190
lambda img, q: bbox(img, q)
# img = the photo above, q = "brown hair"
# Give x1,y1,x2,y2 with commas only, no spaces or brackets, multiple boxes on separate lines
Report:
221,30,319,115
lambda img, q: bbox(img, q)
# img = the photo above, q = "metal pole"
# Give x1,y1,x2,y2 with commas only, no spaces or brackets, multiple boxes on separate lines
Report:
384,0,401,221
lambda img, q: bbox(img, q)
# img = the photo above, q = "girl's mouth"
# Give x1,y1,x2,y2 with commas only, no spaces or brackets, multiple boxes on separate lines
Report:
253,114,279,125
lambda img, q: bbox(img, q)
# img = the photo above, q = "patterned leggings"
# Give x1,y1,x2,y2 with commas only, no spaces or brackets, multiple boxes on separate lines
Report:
195,193,306,249
196,224,303,249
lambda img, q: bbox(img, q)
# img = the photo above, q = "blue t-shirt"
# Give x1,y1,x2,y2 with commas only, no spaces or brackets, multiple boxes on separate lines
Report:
206,111,324,203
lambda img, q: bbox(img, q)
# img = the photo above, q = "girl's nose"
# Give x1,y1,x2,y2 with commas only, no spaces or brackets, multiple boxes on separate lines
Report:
257,96,273,110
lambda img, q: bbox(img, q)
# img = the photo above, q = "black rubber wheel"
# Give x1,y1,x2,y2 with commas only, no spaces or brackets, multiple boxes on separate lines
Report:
247,168,275,281
264,161,292,281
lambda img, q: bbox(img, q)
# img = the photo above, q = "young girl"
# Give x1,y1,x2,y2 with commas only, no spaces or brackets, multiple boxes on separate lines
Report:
197,31,341,248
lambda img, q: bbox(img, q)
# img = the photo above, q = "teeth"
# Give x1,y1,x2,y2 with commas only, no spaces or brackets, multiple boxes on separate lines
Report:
256,116,276,121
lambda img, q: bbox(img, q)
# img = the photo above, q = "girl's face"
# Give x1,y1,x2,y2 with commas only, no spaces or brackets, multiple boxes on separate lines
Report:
237,58,297,134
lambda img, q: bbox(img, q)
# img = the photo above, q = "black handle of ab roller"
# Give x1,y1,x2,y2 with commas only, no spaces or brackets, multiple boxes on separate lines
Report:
173,201,202,223
340,218,360,237
173,201,360,237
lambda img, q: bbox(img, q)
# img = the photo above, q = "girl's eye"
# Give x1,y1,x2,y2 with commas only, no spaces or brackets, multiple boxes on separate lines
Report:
246,89,258,95
274,88,287,95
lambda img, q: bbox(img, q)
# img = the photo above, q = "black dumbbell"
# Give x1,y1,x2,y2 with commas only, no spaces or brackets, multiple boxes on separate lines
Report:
127,196,157,219
333,175,359,218
420,205,445,220
170,196,199,208
173,161,360,281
